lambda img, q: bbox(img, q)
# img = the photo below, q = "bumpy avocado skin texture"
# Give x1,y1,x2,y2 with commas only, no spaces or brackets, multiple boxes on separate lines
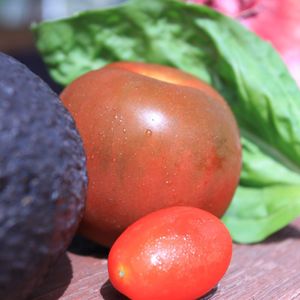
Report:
0,53,87,300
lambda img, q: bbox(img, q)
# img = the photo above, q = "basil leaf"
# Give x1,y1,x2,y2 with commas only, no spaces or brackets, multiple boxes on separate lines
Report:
32,0,300,243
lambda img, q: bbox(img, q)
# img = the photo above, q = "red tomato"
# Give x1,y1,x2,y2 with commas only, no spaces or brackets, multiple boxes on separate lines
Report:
108,206,232,300
61,62,241,247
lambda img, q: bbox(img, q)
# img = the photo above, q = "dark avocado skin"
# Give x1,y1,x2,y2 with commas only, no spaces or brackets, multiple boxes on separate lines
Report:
0,52,87,300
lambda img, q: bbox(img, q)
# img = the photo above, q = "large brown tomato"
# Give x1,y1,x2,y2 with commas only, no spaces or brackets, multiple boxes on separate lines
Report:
61,62,241,247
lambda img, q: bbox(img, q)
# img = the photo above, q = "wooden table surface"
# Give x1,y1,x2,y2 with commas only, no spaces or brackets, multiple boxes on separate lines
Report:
31,218,300,300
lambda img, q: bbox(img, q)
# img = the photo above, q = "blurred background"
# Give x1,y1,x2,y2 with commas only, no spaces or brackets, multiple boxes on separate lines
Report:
0,0,125,92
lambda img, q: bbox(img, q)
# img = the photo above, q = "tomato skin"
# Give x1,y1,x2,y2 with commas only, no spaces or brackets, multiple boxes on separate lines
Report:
105,62,225,102
108,206,232,300
61,62,241,247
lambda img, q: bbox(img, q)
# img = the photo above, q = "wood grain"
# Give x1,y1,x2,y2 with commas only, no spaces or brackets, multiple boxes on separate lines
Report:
32,218,300,300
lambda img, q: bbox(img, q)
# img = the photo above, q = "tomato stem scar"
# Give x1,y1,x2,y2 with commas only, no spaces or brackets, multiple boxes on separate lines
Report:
119,270,125,278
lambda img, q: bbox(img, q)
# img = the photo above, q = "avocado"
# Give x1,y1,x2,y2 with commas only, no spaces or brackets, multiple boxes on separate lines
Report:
0,53,87,300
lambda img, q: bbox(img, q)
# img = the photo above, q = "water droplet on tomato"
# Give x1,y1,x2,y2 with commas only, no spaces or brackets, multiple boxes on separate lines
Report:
145,129,152,136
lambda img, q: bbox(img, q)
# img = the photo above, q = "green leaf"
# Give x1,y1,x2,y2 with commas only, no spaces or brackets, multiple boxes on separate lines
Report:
223,185,300,243
240,137,300,187
32,0,300,243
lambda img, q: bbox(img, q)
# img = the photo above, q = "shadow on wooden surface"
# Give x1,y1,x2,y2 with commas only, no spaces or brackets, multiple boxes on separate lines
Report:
198,285,218,300
30,253,72,300
99,279,218,300
262,224,300,244
100,280,129,300
68,234,109,258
